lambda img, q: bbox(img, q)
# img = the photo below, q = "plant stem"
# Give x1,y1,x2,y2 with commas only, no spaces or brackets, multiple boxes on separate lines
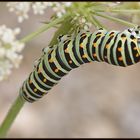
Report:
0,95,25,138
20,14,70,44
93,12,137,27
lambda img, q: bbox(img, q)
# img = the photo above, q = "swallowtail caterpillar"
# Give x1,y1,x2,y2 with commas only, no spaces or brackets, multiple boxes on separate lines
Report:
20,26,140,102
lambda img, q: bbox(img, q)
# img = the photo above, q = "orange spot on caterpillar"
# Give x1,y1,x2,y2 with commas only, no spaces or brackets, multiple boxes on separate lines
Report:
110,34,114,37
49,58,53,63
29,80,32,84
80,44,84,48
82,54,87,58
69,60,72,64
106,44,110,49
133,47,137,50
109,33,114,37
93,53,97,57
43,78,47,83
96,33,102,37
118,57,123,61
55,68,59,73
118,47,122,52
38,69,41,74
93,43,97,47
136,53,139,57
34,88,37,92
64,48,69,53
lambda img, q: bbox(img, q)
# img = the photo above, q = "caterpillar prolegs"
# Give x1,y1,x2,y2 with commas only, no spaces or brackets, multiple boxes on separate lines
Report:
20,27,140,103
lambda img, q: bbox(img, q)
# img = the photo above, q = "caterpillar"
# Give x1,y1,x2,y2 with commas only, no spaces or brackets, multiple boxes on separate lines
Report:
20,26,140,103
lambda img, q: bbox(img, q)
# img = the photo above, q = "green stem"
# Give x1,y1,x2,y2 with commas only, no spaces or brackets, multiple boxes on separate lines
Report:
93,12,137,27
0,95,25,138
20,14,70,44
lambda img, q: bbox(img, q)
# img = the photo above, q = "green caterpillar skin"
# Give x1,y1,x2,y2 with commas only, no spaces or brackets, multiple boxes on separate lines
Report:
20,27,140,103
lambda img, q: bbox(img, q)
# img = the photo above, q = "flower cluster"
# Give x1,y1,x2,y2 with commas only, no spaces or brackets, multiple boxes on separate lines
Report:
7,2,31,23
7,2,72,23
0,25,24,81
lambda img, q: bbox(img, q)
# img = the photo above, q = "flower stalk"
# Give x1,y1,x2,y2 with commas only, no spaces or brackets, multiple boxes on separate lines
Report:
20,13,70,44
0,95,25,138
93,12,137,27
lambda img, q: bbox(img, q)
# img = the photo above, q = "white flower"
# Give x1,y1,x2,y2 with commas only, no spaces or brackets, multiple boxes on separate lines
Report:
6,51,23,68
7,2,72,21
14,28,21,35
0,25,25,81
52,2,67,18
2,29,15,43
7,2,31,23
32,2,48,15
11,41,24,52
0,60,13,81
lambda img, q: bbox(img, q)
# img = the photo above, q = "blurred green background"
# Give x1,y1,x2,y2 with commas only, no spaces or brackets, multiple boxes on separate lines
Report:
0,2,140,138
